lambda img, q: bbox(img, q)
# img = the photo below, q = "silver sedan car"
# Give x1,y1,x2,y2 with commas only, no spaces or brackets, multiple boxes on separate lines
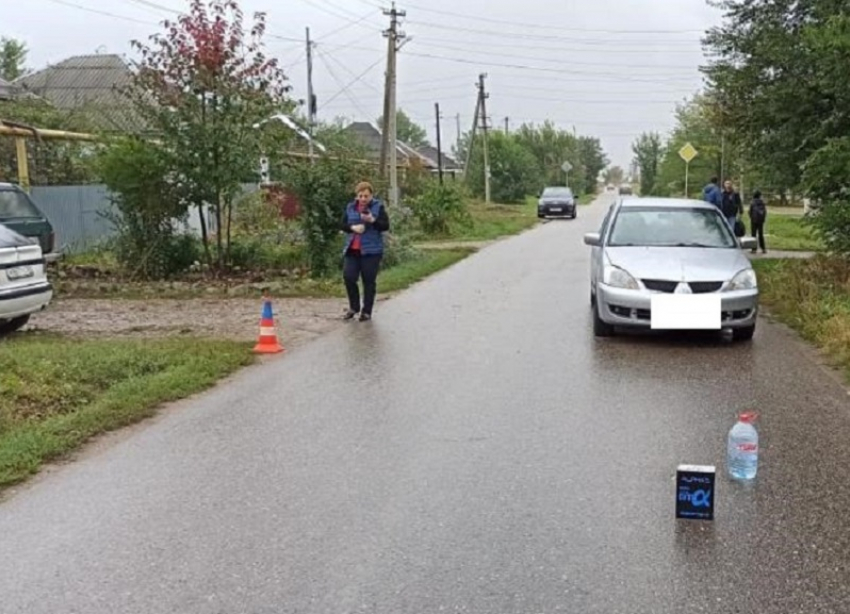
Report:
584,197,759,341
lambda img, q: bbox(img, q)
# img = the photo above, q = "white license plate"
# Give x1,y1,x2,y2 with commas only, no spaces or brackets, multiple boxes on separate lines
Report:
550,208,562,212
7,265,34,281
651,294,721,330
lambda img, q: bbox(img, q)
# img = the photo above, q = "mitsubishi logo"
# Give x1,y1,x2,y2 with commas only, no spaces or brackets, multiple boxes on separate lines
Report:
674,282,692,294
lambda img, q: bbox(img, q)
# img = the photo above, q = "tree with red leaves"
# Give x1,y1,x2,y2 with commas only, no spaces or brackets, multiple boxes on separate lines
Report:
127,0,293,270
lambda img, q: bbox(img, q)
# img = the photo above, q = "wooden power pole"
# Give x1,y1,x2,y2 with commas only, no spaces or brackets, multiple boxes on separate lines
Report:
379,3,406,207
479,73,491,203
435,102,444,185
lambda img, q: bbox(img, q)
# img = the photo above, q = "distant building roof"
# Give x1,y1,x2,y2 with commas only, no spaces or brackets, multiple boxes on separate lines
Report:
416,145,460,170
344,121,436,168
15,54,141,131
0,77,13,100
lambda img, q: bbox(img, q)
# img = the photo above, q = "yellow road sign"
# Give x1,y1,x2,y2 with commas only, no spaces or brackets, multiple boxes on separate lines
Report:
679,142,698,164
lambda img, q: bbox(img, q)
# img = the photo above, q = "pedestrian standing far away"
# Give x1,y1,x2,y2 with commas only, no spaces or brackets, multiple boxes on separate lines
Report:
340,181,390,322
703,176,722,209
748,190,768,254
721,179,743,232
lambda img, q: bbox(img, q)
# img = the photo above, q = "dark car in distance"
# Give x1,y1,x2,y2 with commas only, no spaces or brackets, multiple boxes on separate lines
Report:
538,186,577,219
0,183,58,261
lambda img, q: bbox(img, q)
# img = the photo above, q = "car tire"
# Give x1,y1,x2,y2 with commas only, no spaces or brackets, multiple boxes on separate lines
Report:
572,210,578,219
0,314,30,336
592,301,614,337
732,324,755,342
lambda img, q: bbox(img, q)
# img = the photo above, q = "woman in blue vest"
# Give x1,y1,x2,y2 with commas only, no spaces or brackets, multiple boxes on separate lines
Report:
340,181,390,321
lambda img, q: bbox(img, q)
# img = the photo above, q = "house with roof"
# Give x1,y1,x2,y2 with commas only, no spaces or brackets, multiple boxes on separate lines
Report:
344,121,438,171
415,144,462,178
0,78,14,100
14,53,141,132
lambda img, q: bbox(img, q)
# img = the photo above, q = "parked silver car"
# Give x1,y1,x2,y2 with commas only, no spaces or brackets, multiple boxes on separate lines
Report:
584,197,759,341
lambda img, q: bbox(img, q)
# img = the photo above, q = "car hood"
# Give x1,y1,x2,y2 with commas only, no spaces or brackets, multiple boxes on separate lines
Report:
604,246,751,282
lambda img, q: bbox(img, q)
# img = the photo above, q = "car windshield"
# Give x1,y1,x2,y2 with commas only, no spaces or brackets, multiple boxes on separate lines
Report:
0,189,42,219
607,207,737,248
542,188,573,198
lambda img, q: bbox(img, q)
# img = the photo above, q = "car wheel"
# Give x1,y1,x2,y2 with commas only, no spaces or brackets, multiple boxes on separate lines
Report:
572,210,578,219
592,302,614,337
732,324,755,342
0,314,30,336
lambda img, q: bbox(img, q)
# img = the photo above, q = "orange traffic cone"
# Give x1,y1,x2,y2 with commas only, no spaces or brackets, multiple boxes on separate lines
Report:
253,298,285,354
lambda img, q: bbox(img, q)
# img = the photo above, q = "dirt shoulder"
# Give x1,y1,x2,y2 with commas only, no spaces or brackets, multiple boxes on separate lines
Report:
28,297,351,348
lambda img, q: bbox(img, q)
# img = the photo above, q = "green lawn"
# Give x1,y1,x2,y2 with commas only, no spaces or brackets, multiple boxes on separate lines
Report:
0,336,252,489
762,212,823,252
753,257,850,377
55,248,475,300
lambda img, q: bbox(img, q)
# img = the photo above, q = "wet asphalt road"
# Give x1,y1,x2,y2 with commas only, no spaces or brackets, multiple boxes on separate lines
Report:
2,195,850,613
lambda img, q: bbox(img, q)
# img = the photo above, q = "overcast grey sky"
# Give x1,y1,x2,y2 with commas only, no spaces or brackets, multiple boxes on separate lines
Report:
6,0,722,168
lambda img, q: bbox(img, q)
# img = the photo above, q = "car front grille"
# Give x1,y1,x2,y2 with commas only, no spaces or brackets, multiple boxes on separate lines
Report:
641,279,724,293
642,279,678,293
689,281,724,293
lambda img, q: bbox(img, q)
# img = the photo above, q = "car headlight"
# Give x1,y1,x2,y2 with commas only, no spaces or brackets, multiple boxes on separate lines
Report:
727,268,757,291
603,264,640,290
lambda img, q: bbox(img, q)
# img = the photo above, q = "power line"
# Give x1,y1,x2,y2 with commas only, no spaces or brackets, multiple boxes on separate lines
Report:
320,49,382,95
410,34,706,55
406,40,704,73
314,8,380,41
42,0,156,24
316,49,374,119
359,0,705,35
404,19,703,45
321,57,385,108
402,51,703,85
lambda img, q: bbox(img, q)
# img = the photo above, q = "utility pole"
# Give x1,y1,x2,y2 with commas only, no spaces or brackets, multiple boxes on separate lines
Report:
380,3,406,207
435,102,444,185
504,116,509,134
479,73,491,203
463,84,481,178
305,27,316,164
455,113,461,158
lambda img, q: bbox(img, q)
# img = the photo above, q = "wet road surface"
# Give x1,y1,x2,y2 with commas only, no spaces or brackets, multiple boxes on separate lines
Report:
2,196,850,613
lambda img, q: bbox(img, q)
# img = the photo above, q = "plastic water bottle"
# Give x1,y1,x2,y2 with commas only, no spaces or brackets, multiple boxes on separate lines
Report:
727,412,759,480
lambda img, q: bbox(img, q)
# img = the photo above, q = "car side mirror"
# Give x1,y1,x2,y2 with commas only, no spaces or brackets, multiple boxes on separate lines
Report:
739,236,757,250
584,232,601,247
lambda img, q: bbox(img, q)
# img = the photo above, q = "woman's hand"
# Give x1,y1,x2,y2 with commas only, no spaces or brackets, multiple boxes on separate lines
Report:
361,211,375,224
351,224,366,234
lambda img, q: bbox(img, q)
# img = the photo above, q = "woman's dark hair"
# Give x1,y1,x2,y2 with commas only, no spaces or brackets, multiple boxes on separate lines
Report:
753,190,762,199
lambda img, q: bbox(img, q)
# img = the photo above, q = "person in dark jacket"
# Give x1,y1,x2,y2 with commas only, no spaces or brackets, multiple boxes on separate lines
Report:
340,181,390,321
748,190,767,254
721,180,743,232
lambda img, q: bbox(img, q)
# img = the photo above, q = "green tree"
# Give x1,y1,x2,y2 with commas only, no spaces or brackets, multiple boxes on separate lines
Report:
655,94,740,198
377,108,429,148
631,131,664,195
513,121,580,190
0,98,97,185
123,0,294,271
604,166,625,186
577,136,608,195
465,131,543,203
702,0,842,198
282,155,371,278
0,37,28,81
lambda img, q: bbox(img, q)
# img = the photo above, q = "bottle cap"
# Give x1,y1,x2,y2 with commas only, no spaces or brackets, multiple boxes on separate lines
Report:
739,411,758,423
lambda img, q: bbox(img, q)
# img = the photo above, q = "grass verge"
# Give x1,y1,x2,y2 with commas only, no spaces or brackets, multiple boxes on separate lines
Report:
54,248,476,300
0,336,252,490
753,256,850,376
761,212,823,252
